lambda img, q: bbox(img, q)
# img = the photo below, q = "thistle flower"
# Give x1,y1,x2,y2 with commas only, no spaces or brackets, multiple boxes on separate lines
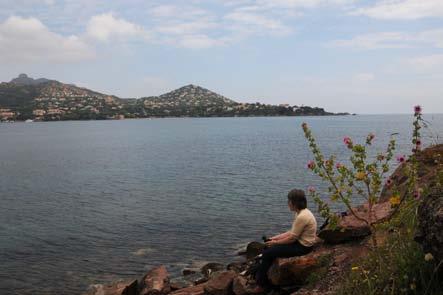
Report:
335,162,343,169
307,160,315,170
308,186,316,193
413,191,420,199
385,178,393,186
343,136,353,148
366,133,375,144
413,188,423,199
414,105,422,115
396,155,406,163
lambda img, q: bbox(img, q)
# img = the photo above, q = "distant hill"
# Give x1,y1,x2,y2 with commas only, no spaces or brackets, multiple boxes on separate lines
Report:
0,74,117,109
0,74,347,121
10,74,51,86
142,84,236,108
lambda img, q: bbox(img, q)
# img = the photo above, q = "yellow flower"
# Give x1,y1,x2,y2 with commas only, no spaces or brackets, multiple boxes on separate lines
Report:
424,253,434,261
389,196,401,206
351,266,359,271
355,171,366,181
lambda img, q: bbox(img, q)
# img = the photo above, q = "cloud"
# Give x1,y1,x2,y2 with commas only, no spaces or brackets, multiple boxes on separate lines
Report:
406,54,443,72
353,0,443,20
86,13,149,42
330,32,413,49
224,10,292,36
0,16,94,63
225,0,353,9
329,29,443,49
178,34,227,49
149,4,208,19
154,19,218,36
146,3,294,48
353,73,375,82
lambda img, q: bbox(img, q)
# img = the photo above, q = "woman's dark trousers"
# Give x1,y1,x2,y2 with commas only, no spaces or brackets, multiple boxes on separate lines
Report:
255,241,312,288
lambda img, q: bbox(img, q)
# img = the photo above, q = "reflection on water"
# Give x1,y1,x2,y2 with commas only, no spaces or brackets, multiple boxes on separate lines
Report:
0,115,442,294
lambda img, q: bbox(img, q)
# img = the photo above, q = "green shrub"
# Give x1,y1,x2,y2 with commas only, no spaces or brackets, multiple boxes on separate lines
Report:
336,205,442,295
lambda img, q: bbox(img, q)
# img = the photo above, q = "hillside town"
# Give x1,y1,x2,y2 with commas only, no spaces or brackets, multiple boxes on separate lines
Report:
0,74,346,122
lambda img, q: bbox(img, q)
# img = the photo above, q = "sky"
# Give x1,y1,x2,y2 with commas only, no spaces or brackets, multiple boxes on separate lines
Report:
0,0,442,114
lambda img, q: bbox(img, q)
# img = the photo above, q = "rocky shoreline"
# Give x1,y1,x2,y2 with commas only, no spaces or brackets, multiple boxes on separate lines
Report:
84,145,443,295
84,198,394,295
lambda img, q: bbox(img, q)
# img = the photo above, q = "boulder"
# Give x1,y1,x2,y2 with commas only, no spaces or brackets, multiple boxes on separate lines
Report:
183,268,199,276
184,272,208,285
232,276,263,295
267,248,333,286
415,187,443,262
85,279,138,295
170,284,206,295
140,265,170,295
170,277,194,291
245,242,266,260
227,262,247,273
318,202,392,244
203,270,237,295
201,263,225,278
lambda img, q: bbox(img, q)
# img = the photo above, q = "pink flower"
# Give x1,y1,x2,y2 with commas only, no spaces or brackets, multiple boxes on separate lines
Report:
396,155,406,163
343,136,352,147
307,160,315,170
308,186,316,193
413,189,421,199
414,105,422,115
416,139,422,146
336,162,343,169
385,178,393,186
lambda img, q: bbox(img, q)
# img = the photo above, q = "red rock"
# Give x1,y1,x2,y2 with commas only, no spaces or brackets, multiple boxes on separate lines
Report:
85,279,138,295
201,262,225,278
203,271,237,295
267,248,333,286
227,262,247,273
170,278,192,291
184,272,208,285
170,284,206,295
182,268,198,276
140,265,170,295
318,202,392,244
232,276,263,295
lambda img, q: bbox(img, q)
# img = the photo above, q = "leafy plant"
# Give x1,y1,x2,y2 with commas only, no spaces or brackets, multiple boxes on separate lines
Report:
301,106,424,246
302,124,396,245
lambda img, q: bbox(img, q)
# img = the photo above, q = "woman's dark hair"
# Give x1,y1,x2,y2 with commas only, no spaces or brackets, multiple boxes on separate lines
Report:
287,189,307,210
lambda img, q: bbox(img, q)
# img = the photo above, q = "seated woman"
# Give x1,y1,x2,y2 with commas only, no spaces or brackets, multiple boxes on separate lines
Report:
255,188,317,291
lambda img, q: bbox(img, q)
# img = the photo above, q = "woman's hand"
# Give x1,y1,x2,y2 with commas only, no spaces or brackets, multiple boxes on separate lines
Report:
265,239,278,247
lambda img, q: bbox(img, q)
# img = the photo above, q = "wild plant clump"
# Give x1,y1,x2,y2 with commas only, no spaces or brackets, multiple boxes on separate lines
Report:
301,106,442,294
301,106,425,246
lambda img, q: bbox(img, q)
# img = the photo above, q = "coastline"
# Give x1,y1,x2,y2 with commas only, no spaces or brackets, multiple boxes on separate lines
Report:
0,113,352,123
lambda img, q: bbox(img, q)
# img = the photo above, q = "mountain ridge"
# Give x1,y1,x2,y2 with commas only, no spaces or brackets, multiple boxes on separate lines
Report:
10,73,52,86
0,74,347,121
